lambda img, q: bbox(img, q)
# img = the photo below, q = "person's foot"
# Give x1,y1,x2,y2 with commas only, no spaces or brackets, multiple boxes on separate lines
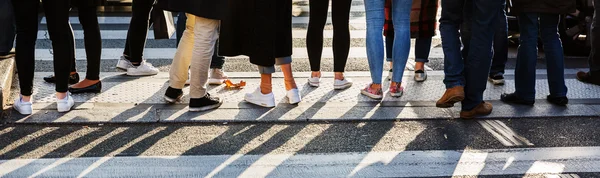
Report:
414,70,427,82
308,71,321,87
208,68,229,85
126,61,159,76
44,73,80,85
13,96,33,115
547,95,568,106
577,71,600,86
245,87,276,108
0,52,14,59
460,101,493,119
286,88,302,104
189,93,223,112
389,84,404,97
361,84,383,100
436,86,465,108
334,78,353,90
56,94,75,113
488,74,505,85
69,80,102,94
116,56,135,70
164,87,183,103
500,93,534,106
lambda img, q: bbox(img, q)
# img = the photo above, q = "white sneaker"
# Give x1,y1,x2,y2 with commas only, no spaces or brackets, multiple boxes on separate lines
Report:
126,61,159,76
244,87,276,108
334,78,353,90
56,94,75,113
286,88,301,104
307,77,320,87
13,96,33,115
208,69,228,85
116,56,135,70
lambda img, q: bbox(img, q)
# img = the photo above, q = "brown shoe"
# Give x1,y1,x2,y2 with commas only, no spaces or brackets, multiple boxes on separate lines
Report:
436,86,465,108
460,102,493,119
577,71,600,86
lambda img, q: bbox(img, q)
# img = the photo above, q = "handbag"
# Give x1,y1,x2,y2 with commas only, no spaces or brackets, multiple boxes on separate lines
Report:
152,8,176,39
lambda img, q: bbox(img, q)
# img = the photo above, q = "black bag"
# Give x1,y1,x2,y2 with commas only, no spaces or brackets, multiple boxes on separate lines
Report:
152,9,176,39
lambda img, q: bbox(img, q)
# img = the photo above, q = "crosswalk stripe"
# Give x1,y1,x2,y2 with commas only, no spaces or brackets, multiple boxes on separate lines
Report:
2,147,600,177
36,30,368,40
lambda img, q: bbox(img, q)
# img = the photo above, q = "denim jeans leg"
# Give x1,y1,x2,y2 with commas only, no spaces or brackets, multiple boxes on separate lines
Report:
490,5,508,76
461,0,503,111
539,13,568,97
514,13,539,101
390,0,412,83
0,0,15,53
364,0,385,84
590,0,600,75
440,0,466,89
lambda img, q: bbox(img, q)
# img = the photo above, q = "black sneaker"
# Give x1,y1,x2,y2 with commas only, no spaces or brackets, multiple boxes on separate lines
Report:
44,73,80,85
189,93,223,112
501,93,534,106
164,87,183,103
488,74,505,85
547,95,568,106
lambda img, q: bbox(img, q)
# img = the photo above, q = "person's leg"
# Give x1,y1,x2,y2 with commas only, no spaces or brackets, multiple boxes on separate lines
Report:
275,56,297,91
43,0,75,96
12,0,38,99
490,4,508,77
511,13,539,102
124,0,154,64
306,0,328,77
209,40,225,69
257,65,274,94
189,16,220,99
0,0,15,56
461,0,502,111
583,0,600,79
390,0,412,85
176,12,186,47
169,14,195,90
332,0,352,79
414,37,432,68
76,4,102,83
440,0,466,89
364,0,386,88
539,13,568,98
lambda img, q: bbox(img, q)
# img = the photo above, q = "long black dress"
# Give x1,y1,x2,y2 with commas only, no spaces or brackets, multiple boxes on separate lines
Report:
219,0,293,67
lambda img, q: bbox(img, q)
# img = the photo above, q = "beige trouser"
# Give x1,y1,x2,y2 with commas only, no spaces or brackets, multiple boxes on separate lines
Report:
169,14,220,98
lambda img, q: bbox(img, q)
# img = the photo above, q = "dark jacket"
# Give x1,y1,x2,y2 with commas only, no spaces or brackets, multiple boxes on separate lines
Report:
512,0,576,15
154,0,227,20
218,0,293,67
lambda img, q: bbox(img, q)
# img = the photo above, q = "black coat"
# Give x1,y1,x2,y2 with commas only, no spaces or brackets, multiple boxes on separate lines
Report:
219,0,293,67
154,0,227,20
512,0,576,15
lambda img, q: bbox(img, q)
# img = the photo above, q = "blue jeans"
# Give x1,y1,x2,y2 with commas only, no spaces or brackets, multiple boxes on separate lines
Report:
439,0,469,89
365,0,412,84
515,13,568,100
176,12,225,69
462,1,508,77
0,0,15,54
461,0,505,110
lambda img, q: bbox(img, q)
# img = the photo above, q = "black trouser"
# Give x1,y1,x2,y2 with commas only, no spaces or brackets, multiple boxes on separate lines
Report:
123,0,155,63
69,3,101,80
307,0,352,72
0,0,15,54
12,0,73,95
590,0,600,76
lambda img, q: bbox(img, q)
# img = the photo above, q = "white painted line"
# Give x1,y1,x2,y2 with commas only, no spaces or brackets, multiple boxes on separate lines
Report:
3,147,600,177
36,30,368,40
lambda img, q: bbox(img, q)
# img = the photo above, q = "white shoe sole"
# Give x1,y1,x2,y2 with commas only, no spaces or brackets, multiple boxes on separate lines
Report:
14,107,32,115
245,97,276,108
489,78,505,85
189,101,223,112
164,95,182,104
334,83,353,90
308,80,320,87
57,104,74,113
390,91,404,97
361,90,383,100
208,79,225,85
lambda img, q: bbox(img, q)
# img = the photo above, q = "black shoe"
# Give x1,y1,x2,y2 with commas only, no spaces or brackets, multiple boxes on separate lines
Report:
44,73,80,85
69,81,102,94
501,93,534,106
0,52,14,59
189,93,222,112
547,95,568,106
164,87,183,103
488,74,505,85
577,71,600,86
